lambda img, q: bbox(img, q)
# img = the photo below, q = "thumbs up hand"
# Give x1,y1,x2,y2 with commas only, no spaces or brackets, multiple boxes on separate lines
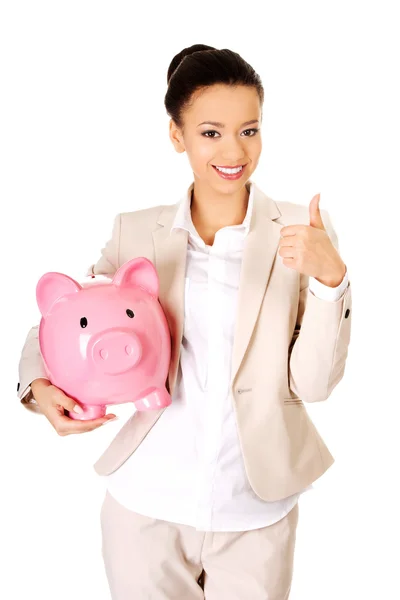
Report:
278,193,347,287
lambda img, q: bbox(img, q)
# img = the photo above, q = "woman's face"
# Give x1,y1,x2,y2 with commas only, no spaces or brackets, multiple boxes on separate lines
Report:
169,84,262,193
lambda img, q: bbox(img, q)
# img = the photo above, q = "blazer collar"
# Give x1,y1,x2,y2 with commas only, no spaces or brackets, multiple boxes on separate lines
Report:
169,179,256,239
156,178,282,231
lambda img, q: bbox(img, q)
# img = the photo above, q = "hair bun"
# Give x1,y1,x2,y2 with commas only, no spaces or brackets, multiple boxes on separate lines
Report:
167,44,216,84
164,46,264,130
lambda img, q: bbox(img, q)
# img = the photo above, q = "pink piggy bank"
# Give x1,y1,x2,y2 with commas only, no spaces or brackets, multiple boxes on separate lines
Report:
36,257,172,420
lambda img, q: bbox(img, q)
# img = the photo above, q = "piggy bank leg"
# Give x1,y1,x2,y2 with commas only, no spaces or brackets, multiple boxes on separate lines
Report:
134,388,171,411
67,404,107,421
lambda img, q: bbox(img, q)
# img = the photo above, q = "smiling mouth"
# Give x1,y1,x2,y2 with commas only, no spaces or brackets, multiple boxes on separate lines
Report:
212,164,247,173
213,164,246,167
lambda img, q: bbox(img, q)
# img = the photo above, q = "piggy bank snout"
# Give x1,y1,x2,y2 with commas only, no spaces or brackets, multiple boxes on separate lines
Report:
90,329,142,374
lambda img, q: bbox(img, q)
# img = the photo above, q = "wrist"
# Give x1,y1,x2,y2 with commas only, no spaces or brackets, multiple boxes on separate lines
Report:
31,378,51,398
316,262,347,287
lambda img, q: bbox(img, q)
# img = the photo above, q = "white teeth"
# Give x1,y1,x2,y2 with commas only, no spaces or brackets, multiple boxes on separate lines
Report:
215,165,243,174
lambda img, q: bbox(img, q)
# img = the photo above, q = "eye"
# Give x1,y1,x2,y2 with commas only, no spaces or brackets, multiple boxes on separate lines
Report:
242,128,260,136
202,130,220,138
126,309,135,318
80,317,88,328
201,128,260,138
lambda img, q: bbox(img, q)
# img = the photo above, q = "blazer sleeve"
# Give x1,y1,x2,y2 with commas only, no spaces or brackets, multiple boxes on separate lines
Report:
288,209,352,403
17,213,122,412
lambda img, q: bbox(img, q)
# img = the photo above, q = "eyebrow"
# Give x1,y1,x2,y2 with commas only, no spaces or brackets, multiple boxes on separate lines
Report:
197,119,259,128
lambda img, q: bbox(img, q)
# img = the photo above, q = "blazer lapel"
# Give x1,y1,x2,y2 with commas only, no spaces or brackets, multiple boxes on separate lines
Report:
230,184,283,385
152,207,189,396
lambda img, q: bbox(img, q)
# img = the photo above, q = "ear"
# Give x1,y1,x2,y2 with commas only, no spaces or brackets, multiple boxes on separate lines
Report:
169,118,186,154
36,273,82,317
112,257,159,297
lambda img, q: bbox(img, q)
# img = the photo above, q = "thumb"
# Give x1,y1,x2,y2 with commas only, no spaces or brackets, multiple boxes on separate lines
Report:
309,193,325,229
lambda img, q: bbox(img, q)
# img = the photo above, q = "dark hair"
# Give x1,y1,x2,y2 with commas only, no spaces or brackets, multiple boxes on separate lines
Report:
164,44,264,131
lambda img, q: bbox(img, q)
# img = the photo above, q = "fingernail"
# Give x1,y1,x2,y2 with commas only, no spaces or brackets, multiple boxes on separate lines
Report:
102,417,118,426
73,404,84,414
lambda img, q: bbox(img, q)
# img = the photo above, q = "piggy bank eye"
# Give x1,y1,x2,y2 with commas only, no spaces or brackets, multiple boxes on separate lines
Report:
80,317,88,328
126,309,135,318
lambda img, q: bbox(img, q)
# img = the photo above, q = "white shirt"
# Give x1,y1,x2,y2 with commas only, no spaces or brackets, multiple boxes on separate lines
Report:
105,180,349,531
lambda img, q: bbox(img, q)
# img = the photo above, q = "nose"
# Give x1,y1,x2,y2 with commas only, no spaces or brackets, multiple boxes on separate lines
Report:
91,329,142,375
220,135,247,161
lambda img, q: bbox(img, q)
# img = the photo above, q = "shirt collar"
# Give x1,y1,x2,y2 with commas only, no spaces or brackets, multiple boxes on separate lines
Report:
170,179,255,240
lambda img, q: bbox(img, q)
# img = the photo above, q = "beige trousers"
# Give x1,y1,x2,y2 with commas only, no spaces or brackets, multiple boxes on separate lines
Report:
100,489,299,600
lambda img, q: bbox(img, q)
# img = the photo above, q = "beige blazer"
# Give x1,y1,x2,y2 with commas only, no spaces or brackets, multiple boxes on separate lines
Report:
17,181,352,502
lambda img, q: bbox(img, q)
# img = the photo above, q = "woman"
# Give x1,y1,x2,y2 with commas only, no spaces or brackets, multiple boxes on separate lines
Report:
17,44,351,599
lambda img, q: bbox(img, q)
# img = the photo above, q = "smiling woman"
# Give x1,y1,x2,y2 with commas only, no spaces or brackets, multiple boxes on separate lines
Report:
165,84,263,243
17,42,352,600
165,45,264,223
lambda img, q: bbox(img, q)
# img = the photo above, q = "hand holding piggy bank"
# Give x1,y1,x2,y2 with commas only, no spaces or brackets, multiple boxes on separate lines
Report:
36,257,172,420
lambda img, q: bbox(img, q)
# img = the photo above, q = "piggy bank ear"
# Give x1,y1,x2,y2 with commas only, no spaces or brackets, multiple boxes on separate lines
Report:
36,272,82,317
112,257,159,297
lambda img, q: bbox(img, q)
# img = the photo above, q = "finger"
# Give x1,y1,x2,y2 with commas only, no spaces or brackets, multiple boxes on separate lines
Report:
68,416,117,434
51,388,85,415
280,224,305,237
309,194,325,230
282,257,297,269
279,246,296,259
53,413,117,436
279,236,296,247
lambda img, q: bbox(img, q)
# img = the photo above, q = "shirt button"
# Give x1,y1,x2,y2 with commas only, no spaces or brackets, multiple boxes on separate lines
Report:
17,382,20,392
345,308,350,318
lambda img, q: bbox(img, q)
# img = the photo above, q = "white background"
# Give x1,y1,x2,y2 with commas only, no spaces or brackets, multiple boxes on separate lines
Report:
1,1,399,598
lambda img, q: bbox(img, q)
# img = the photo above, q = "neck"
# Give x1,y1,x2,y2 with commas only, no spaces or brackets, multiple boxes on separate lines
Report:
190,179,250,246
